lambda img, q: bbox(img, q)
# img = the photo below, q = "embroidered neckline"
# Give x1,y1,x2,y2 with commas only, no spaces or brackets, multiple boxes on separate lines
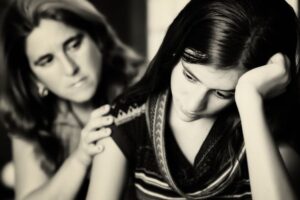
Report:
146,89,246,199
114,103,146,126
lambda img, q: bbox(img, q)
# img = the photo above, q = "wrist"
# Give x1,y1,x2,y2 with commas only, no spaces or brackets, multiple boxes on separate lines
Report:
71,150,92,168
235,82,263,110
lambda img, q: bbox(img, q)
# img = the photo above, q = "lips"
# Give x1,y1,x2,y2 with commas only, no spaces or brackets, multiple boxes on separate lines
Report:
181,109,202,118
70,77,87,88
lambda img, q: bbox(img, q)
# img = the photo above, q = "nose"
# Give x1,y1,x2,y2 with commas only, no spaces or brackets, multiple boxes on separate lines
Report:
59,52,79,76
186,85,208,112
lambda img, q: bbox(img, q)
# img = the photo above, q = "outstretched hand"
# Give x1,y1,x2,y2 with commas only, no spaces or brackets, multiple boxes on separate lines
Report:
235,53,291,102
73,104,113,167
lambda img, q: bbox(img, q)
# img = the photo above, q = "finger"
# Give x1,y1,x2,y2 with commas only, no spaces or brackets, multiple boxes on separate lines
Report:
83,115,114,132
267,53,291,72
86,128,112,143
88,144,105,155
267,53,285,65
90,104,111,119
267,53,290,80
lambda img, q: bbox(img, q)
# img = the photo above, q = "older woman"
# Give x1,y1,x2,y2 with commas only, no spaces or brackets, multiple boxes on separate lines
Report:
0,0,145,199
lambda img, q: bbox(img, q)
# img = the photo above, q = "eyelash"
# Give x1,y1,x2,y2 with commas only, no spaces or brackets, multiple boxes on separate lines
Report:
214,91,234,99
66,35,83,51
182,69,197,83
37,55,54,67
182,69,234,99
35,35,84,67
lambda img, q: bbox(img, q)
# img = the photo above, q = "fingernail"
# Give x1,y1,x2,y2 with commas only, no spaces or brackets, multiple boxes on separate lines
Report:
103,105,110,112
106,116,113,122
98,145,104,152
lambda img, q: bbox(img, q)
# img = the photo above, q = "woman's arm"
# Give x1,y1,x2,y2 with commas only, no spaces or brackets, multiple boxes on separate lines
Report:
86,137,128,200
14,105,113,200
236,88,297,200
235,53,297,200
13,136,88,200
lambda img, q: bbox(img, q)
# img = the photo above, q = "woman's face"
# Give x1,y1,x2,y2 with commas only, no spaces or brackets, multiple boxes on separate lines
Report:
26,19,102,103
170,58,246,122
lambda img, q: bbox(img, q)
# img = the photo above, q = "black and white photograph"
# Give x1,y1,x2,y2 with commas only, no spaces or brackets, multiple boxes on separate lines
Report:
0,0,299,199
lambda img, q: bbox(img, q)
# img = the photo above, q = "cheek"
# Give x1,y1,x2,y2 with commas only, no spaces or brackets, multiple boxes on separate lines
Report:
88,51,102,80
170,71,182,103
170,66,187,96
88,44,102,67
77,41,103,76
39,77,63,93
91,52,103,85
30,66,63,88
207,98,234,113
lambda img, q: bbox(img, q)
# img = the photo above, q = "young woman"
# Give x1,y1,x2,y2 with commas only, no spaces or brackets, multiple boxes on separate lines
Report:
87,0,300,199
0,0,145,199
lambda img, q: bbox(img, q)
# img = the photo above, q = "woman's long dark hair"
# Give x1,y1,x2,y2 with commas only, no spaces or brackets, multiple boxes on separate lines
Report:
124,0,300,173
0,0,143,172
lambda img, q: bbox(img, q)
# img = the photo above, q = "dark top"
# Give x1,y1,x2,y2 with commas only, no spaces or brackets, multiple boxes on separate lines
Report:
110,90,251,199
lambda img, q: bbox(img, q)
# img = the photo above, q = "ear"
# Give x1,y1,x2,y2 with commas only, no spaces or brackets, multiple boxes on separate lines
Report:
28,68,49,97
36,81,48,97
36,80,44,90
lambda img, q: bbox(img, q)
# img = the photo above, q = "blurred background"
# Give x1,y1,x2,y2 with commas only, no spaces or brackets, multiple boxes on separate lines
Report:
0,0,298,199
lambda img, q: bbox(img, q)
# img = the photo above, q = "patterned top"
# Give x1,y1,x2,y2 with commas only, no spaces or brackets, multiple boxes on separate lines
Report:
111,90,252,199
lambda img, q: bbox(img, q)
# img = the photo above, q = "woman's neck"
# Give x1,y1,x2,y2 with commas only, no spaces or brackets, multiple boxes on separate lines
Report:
168,101,216,165
69,101,94,126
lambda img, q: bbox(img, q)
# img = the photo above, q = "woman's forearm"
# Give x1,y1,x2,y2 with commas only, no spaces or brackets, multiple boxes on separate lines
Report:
236,86,296,200
21,153,88,200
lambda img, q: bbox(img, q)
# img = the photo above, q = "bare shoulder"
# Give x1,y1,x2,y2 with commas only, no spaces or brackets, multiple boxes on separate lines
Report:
87,137,128,200
94,136,127,166
12,136,48,199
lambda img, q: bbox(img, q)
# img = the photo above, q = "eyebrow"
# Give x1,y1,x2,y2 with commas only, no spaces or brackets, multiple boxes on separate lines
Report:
33,33,84,66
181,61,236,93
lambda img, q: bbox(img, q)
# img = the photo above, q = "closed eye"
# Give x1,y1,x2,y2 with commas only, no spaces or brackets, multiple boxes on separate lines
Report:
34,54,54,67
182,69,197,83
214,90,235,99
65,33,84,52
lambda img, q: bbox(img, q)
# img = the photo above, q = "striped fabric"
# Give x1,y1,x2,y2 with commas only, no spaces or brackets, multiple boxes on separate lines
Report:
134,171,251,199
111,92,252,200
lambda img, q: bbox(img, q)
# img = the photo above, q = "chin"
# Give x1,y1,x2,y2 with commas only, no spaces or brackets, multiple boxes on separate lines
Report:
179,116,199,122
67,90,96,104
178,107,218,122
176,109,201,122
70,97,92,104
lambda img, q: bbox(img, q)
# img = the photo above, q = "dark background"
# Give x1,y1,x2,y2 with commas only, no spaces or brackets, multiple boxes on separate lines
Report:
91,0,147,57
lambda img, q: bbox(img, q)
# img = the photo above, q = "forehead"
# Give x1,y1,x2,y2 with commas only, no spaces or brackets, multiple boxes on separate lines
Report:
25,19,79,59
183,61,246,90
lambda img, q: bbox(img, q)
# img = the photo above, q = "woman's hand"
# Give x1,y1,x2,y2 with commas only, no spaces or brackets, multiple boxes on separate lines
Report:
73,104,113,167
235,53,291,104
